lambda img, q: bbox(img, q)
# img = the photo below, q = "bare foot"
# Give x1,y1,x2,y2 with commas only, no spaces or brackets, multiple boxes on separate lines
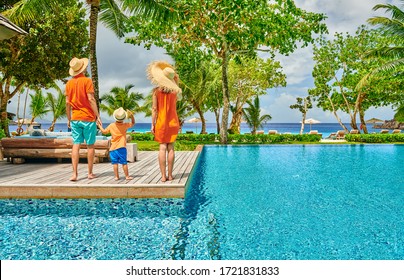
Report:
88,173,97,179
125,176,133,180
161,177,167,182
69,174,78,181
168,175,174,181
114,177,120,181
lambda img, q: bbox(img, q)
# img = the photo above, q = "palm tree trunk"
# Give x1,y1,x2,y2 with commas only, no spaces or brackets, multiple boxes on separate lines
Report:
89,3,100,110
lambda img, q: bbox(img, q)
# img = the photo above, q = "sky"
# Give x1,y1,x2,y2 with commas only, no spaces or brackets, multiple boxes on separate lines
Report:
8,0,401,124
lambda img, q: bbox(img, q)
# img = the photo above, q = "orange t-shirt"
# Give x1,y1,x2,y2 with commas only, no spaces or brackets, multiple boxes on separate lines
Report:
104,122,133,151
65,73,96,121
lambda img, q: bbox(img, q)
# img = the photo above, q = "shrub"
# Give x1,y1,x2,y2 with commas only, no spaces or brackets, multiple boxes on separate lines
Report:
0,126,6,140
345,133,404,143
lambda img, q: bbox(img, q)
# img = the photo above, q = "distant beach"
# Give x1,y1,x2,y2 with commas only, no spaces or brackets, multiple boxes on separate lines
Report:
9,122,386,138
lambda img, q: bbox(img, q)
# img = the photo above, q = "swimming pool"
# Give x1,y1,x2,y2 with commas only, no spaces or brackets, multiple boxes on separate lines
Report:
0,145,402,260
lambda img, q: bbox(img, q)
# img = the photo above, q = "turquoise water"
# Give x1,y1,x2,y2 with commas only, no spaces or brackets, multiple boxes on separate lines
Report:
0,145,403,260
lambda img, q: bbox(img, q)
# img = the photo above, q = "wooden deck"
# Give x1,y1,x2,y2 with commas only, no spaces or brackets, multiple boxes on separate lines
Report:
0,151,200,199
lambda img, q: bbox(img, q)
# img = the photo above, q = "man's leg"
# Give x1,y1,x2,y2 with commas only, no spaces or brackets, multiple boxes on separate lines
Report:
87,144,96,179
70,144,80,181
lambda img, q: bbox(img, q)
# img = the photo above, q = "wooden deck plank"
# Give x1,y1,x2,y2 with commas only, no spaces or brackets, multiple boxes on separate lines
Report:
0,151,200,198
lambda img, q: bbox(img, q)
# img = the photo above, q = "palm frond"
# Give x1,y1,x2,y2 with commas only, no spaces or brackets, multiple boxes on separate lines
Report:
121,0,174,21
99,0,128,38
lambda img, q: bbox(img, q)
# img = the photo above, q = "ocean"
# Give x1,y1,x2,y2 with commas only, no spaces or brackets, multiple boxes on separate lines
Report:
8,122,385,138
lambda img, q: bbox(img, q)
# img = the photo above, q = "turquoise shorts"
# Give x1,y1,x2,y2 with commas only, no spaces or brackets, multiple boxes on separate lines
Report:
71,121,97,145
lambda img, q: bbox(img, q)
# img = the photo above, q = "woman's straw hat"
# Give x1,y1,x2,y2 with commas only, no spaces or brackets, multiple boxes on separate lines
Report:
113,107,127,121
69,57,89,76
146,60,182,93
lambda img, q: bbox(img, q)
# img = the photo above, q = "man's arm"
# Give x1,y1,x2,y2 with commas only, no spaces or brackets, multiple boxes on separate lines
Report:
66,96,72,128
87,93,102,126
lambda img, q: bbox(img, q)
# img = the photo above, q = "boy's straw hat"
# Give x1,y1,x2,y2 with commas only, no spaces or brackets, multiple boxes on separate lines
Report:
113,107,127,121
69,57,89,76
146,60,182,93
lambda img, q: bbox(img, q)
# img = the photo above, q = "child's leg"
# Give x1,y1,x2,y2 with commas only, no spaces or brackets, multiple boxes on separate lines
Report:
122,164,133,180
113,164,119,180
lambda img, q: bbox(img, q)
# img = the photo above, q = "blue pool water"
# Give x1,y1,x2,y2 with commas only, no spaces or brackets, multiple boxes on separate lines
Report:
0,145,403,260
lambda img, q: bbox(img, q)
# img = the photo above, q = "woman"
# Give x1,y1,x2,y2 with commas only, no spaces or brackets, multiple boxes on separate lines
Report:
147,61,182,182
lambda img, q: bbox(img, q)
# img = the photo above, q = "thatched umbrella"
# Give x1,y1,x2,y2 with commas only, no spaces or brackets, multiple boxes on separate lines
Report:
0,14,28,40
186,117,202,133
365,118,384,124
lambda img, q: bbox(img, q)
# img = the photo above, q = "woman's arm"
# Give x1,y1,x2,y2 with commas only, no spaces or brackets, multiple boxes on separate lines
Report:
151,89,158,134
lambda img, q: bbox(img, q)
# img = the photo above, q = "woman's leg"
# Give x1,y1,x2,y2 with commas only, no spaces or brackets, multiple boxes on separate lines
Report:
158,143,168,182
167,142,175,180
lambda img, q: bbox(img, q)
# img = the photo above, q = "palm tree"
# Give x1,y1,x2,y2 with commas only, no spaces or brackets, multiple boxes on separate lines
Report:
360,1,404,122
100,84,143,117
29,90,49,124
243,96,272,135
5,0,172,107
46,91,66,132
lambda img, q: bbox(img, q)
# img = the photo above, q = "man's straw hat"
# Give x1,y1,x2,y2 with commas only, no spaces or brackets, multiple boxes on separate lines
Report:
146,60,182,93
69,57,89,76
113,107,127,121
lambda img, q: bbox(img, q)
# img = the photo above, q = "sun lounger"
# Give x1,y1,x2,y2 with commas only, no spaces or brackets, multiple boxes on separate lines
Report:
380,129,389,134
349,129,359,134
268,130,278,135
1,137,111,163
336,130,345,140
256,130,264,134
326,132,337,139
392,129,401,134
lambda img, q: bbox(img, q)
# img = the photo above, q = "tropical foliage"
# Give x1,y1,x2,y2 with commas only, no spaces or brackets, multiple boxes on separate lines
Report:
99,84,143,116
290,96,313,135
29,90,49,124
243,96,272,135
0,0,88,136
228,56,286,134
126,0,327,143
309,26,397,133
362,1,404,124
46,91,66,132
175,54,221,134
4,0,171,108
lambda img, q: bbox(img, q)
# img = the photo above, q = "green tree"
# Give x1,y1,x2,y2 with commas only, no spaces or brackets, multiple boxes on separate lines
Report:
175,52,220,134
228,56,286,134
5,0,171,108
0,1,88,136
290,96,312,135
99,84,143,117
29,90,49,124
126,0,326,143
360,1,404,123
243,96,272,135
47,90,66,132
309,26,393,133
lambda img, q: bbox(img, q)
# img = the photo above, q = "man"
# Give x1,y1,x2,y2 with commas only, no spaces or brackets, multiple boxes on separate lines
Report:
65,57,102,181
